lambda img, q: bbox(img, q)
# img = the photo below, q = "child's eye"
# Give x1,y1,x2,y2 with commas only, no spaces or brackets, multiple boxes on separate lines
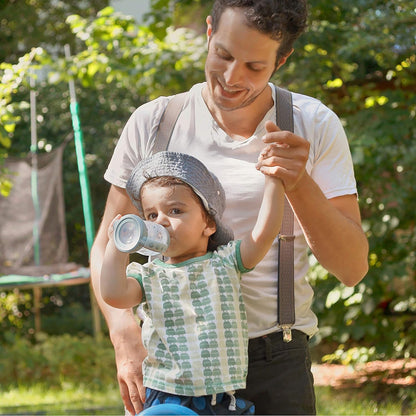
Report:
146,213,157,221
170,208,181,215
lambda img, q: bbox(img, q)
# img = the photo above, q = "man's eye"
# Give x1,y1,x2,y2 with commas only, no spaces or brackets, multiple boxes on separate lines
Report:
248,65,264,72
216,49,232,61
219,54,232,61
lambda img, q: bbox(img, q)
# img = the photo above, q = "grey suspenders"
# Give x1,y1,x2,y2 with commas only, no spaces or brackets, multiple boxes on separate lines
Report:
152,92,188,153
274,86,296,342
154,86,296,342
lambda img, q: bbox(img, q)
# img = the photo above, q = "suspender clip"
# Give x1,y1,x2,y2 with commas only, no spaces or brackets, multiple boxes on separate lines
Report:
281,325,293,343
278,234,295,241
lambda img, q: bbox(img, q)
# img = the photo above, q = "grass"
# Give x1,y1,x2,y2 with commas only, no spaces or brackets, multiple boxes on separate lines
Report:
0,383,124,415
0,384,412,415
315,386,410,415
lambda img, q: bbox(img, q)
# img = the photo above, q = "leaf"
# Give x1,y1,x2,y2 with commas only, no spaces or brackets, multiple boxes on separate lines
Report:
0,135,12,148
325,288,341,308
0,178,13,197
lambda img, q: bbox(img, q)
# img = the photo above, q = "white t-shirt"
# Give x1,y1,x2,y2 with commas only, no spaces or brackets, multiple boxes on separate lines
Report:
105,82,357,338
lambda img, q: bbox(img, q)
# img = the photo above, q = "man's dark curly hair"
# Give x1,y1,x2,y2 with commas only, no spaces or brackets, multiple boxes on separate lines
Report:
210,0,308,66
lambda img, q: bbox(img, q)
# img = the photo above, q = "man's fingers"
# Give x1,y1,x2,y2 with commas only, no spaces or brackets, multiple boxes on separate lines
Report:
258,142,290,164
130,388,144,415
119,381,135,415
119,380,144,415
265,120,281,133
138,381,147,404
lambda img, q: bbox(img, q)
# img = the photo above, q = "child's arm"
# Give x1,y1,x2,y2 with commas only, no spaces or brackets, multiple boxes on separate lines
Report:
100,215,143,309
240,175,285,269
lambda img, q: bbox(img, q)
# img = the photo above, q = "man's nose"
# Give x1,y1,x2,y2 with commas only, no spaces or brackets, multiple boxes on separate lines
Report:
224,61,242,86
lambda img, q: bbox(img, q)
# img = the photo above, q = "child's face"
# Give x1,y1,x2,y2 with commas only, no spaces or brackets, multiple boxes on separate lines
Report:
141,183,216,264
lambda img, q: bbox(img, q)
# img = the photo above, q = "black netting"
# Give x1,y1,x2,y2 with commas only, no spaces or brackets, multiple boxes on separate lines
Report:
0,142,70,275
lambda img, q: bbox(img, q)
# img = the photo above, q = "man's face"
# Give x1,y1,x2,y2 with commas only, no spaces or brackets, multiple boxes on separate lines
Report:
205,8,281,112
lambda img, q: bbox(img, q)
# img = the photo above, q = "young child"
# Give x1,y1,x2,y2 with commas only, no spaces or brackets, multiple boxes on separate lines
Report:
100,151,284,415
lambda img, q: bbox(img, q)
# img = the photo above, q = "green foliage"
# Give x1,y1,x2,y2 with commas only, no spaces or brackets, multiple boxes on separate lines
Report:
0,286,97,343
4,6,206,264
0,333,116,388
1,0,415,363
278,0,416,362
0,0,109,63
58,6,206,97
322,345,377,366
0,48,43,196
144,0,213,38
0,290,33,336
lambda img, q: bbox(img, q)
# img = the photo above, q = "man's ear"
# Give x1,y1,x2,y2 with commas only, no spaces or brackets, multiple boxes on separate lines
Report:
206,15,213,40
276,48,294,70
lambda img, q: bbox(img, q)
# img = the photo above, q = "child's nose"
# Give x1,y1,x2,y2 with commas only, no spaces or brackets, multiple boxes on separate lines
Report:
155,212,169,227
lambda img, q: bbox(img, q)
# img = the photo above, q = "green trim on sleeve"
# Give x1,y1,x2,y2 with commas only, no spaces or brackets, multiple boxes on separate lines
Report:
127,271,146,303
235,240,254,274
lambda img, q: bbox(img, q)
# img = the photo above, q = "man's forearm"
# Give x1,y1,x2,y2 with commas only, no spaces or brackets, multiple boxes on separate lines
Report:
90,185,147,414
286,173,369,286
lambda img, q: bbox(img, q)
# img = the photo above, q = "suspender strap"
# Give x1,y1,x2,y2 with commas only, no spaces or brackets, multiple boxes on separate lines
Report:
153,92,187,153
155,86,296,342
275,86,296,342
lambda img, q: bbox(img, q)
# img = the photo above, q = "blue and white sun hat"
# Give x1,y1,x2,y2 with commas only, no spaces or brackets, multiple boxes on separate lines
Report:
126,151,234,248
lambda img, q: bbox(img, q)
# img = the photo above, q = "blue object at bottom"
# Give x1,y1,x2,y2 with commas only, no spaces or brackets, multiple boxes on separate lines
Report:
140,403,198,415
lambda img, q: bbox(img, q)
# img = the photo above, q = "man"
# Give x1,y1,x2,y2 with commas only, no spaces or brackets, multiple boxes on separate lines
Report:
90,1,369,414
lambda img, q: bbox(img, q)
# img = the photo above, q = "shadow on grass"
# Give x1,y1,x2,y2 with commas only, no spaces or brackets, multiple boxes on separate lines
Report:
313,359,416,415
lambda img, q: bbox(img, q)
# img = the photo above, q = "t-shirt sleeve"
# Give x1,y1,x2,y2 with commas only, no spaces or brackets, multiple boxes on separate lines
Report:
104,97,170,188
215,240,254,275
309,103,357,199
293,94,358,200
126,262,146,303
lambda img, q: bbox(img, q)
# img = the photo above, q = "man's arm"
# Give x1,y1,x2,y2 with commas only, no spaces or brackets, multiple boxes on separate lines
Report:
90,185,146,415
257,121,369,286
286,176,368,286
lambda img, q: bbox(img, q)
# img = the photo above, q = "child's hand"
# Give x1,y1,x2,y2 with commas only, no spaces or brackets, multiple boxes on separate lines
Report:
108,214,122,241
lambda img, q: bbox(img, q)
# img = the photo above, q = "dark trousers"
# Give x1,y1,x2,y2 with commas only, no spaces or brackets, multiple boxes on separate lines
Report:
238,330,316,415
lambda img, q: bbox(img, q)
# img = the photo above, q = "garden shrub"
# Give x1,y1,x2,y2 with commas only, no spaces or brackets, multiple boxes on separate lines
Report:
0,333,117,388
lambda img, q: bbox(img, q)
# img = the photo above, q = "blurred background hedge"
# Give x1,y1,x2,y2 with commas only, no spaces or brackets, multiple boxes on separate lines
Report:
0,0,415,365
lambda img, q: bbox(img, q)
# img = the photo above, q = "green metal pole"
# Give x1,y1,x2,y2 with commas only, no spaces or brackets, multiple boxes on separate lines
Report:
64,45,95,255
30,74,41,265
65,45,102,339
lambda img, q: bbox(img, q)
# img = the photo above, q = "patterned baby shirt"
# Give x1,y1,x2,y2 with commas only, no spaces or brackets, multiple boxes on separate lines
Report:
126,240,252,396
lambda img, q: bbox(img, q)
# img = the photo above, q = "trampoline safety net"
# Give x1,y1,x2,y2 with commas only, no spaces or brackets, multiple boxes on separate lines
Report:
0,142,73,276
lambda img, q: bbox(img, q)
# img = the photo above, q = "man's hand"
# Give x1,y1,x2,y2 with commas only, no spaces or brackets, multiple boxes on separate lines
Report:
256,120,310,192
112,316,147,415
256,122,368,285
